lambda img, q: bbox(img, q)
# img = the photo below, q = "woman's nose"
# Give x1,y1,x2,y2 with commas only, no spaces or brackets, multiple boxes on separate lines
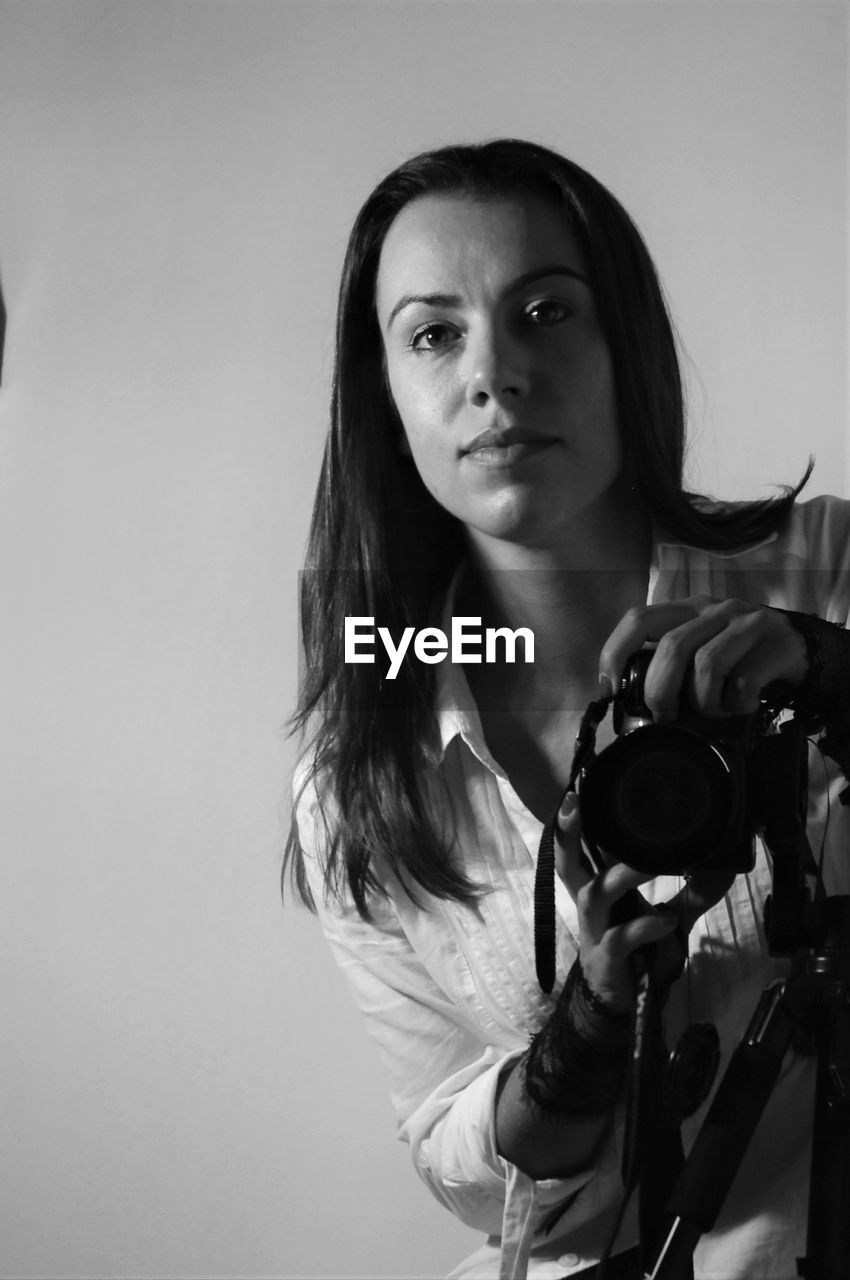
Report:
465,324,530,407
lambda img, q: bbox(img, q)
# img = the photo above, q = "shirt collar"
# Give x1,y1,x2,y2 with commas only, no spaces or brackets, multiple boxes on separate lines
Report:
654,528,779,560
432,566,509,771
652,496,786,560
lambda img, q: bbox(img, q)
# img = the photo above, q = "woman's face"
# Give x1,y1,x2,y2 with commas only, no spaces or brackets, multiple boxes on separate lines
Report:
375,193,623,556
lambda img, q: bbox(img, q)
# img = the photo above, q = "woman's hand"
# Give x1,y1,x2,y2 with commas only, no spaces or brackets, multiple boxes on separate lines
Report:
554,794,682,1012
555,794,735,1012
598,596,809,722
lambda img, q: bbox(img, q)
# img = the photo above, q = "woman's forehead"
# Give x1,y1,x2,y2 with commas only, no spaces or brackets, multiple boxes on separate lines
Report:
375,193,586,322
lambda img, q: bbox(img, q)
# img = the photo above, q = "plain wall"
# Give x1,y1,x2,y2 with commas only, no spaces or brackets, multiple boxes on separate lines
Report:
0,3,846,1277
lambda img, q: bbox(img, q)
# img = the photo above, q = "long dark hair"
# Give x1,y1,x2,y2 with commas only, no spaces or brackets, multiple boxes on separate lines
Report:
284,138,810,918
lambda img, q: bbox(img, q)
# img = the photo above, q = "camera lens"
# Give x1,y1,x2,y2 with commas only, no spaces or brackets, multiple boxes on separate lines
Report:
614,747,715,846
579,725,738,875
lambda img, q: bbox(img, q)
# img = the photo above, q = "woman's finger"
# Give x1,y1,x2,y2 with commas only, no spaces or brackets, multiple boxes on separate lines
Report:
641,607,750,721
644,601,767,719
663,868,736,934
556,793,660,926
684,614,775,716
686,610,808,716
720,627,809,715
575,859,660,938
554,792,594,897
604,596,752,727
599,599,714,694
580,911,679,1007
602,912,680,963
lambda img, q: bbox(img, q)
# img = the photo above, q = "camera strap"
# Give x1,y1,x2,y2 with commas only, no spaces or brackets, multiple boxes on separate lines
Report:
534,695,612,994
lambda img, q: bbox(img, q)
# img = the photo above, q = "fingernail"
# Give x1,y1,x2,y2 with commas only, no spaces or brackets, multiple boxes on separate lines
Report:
598,672,614,700
558,792,578,826
729,677,758,714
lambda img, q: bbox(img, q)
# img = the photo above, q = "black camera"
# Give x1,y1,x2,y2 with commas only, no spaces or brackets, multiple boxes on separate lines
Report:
577,651,807,877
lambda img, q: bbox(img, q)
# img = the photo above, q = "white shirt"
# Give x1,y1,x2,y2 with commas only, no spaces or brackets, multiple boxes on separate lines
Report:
298,495,850,1280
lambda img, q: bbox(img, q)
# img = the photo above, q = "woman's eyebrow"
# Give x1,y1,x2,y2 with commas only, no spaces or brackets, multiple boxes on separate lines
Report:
386,265,590,330
509,264,590,293
387,292,461,329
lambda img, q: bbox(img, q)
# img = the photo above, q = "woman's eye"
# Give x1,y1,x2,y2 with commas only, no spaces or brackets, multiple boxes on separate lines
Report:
525,299,572,326
410,323,459,353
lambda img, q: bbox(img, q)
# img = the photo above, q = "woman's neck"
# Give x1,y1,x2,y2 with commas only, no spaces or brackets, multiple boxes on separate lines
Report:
461,480,653,692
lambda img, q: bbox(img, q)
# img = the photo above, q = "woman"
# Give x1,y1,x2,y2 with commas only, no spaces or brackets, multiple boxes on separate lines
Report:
285,140,850,1279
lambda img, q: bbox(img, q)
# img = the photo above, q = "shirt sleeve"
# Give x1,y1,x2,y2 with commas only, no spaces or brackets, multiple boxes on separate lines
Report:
294,772,608,1242
801,494,850,624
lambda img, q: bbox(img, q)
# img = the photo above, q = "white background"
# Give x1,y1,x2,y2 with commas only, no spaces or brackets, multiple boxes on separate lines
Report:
0,3,846,1277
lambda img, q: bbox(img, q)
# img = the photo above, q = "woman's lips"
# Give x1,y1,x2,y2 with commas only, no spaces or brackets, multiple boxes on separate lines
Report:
462,439,555,466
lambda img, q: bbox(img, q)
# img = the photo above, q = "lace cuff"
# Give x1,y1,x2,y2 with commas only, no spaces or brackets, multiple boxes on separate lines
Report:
523,959,631,1119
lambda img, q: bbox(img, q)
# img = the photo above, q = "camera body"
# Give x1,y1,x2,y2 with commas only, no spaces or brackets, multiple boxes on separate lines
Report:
578,651,804,877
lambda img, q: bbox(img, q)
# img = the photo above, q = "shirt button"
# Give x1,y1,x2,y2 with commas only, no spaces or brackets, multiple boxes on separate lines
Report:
557,1255,579,1269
